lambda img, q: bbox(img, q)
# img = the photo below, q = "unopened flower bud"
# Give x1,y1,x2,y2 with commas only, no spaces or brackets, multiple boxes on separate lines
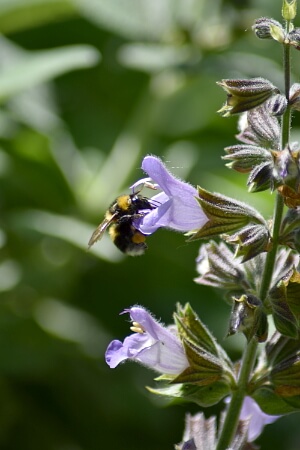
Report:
252,17,285,42
176,403,271,450
236,105,280,150
223,223,272,262
274,147,300,182
175,412,219,450
266,94,288,116
217,78,279,117
228,294,268,342
269,278,298,339
289,83,300,110
288,28,300,50
282,0,297,21
223,144,272,173
194,241,250,290
273,147,300,207
223,143,276,193
280,208,300,251
247,161,275,193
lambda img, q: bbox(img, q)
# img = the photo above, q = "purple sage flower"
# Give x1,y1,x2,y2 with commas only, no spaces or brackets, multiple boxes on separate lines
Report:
240,396,280,441
134,155,208,234
105,306,189,375
225,396,280,442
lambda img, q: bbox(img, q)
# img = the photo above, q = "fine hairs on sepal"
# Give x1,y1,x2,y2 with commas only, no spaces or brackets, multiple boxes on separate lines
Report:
236,104,280,149
252,17,285,42
217,77,279,116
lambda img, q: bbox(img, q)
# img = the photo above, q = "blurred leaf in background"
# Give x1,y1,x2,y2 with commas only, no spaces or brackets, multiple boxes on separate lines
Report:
0,0,299,449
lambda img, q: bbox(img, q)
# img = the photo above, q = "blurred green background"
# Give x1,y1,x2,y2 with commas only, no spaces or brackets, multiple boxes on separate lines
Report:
1,0,300,449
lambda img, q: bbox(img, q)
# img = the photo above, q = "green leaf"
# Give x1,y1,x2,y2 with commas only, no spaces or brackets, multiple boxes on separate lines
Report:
152,76,221,137
271,352,300,389
265,331,300,366
10,210,122,263
189,187,266,240
75,0,174,40
0,0,76,34
189,218,245,239
174,304,234,382
0,45,100,102
280,394,300,410
285,270,300,320
0,304,77,376
273,308,298,339
269,280,299,339
147,380,232,407
174,342,224,386
118,43,193,73
175,303,220,357
253,387,300,415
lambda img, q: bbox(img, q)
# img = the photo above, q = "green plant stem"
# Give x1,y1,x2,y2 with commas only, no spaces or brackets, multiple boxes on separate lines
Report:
216,180,285,450
259,193,284,302
283,33,291,103
216,337,258,450
216,19,292,450
216,190,284,450
260,26,291,301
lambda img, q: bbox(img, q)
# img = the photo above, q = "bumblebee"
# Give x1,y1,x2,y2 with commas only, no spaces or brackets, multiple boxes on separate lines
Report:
88,193,155,256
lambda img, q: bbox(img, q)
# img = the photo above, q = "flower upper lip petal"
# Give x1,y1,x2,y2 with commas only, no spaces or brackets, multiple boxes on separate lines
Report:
142,156,198,198
135,155,208,234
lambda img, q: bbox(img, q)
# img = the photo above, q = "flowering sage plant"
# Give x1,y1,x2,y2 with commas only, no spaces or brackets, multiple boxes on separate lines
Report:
104,1,300,448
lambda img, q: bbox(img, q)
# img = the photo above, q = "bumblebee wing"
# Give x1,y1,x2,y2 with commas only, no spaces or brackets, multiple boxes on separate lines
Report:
88,212,118,248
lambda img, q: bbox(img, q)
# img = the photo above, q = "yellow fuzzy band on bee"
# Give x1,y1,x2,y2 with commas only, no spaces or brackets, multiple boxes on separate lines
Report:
108,225,117,239
105,211,114,221
132,231,146,244
117,195,131,210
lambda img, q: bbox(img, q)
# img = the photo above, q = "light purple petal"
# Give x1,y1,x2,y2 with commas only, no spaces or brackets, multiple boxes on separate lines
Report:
136,198,173,234
105,306,189,375
136,340,189,374
142,156,198,198
128,306,166,339
224,396,281,442
239,396,280,442
137,156,208,234
105,332,152,368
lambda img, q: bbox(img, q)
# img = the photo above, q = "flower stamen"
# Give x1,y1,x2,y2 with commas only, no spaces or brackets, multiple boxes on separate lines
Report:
130,321,145,334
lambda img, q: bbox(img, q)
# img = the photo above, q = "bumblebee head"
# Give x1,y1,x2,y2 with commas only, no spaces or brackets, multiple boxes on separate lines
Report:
116,195,132,212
